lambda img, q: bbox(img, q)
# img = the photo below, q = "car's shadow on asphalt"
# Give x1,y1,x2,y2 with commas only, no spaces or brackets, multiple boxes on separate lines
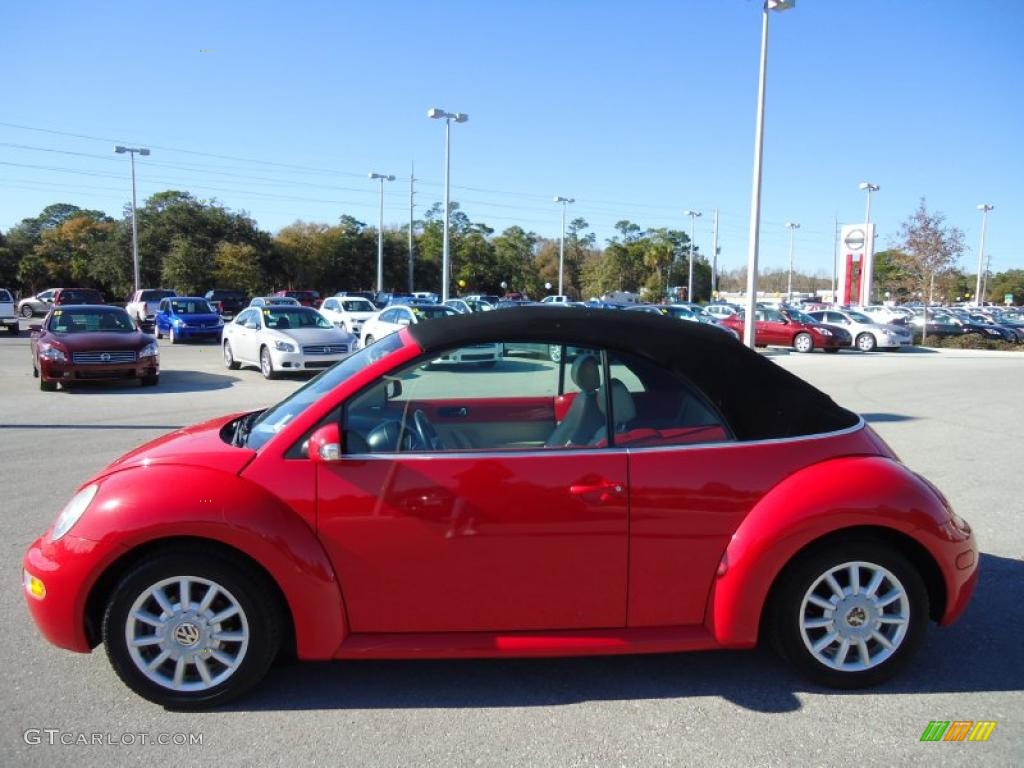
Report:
226,552,1021,715
60,370,239,394
861,412,917,423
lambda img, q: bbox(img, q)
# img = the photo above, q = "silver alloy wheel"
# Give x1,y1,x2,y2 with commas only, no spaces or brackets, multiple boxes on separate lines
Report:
857,333,876,352
799,560,909,672
223,341,233,367
260,348,272,377
169,326,177,344
22,304,34,318
794,333,813,353
125,575,250,692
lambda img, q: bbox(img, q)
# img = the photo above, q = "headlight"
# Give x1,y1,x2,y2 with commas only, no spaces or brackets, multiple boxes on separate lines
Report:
39,346,66,362
176,320,189,328
139,342,159,358
816,328,833,336
274,340,296,352
51,484,99,541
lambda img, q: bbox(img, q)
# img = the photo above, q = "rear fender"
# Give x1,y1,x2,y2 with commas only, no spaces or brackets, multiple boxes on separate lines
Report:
74,464,347,659
705,456,956,647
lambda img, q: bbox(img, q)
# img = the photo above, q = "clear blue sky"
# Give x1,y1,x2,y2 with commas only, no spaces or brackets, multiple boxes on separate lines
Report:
2,0,1021,277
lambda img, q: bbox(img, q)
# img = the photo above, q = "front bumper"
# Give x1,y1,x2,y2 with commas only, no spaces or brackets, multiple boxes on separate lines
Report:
23,534,127,653
270,349,352,371
172,325,223,339
40,359,159,383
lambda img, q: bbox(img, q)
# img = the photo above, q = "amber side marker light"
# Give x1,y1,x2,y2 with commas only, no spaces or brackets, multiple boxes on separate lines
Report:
23,571,46,600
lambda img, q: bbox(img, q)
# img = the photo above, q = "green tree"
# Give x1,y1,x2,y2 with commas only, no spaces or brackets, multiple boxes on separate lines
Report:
214,242,265,295
987,269,1024,306
161,236,213,294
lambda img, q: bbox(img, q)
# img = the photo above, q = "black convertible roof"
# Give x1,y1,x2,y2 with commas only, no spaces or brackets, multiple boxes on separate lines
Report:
407,306,859,441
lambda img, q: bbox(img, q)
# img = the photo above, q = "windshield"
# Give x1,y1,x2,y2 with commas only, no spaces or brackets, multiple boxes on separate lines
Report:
787,309,818,325
846,311,872,324
341,299,375,312
0,290,12,302
49,308,134,333
170,299,216,314
141,290,175,302
410,305,457,320
264,307,331,329
245,332,404,450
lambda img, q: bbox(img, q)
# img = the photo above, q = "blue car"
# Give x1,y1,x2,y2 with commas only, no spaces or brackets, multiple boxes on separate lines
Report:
154,296,224,343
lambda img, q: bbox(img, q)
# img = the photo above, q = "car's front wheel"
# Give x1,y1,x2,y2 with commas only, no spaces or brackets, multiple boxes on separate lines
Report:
169,326,179,345
102,550,281,710
21,304,34,318
260,346,277,380
793,333,814,353
856,333,877,352
769,542,927,688
223,341,240,370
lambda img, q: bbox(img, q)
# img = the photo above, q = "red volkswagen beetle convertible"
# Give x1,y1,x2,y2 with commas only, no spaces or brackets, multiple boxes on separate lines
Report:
22,308,977,708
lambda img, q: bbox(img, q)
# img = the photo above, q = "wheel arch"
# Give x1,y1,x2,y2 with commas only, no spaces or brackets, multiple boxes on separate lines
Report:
704,455,959,648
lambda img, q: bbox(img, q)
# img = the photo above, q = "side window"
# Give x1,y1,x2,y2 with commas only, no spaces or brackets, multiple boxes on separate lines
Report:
343,343,605,453
603,352,732,448
763,308,785,323
324,299,338,311
379,309,397,324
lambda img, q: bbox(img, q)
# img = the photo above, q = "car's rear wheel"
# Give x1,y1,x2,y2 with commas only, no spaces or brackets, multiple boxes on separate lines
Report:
223,341,240,370
856,333,877,352
793,333,814,353
21,305,34,318
102,551,280,710
260,346,277,380
769,542,927,688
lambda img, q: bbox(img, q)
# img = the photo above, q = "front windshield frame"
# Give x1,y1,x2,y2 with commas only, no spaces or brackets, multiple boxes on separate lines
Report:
48,308,135,334
244,332,405,450
263,306,332,329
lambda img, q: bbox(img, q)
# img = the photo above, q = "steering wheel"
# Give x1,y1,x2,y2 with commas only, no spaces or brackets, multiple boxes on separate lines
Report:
412,409,444,450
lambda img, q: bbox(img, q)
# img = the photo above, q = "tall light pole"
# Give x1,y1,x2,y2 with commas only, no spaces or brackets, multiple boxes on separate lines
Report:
859,181,880,305
427,107,468,302
684,210,701,301
369,173,395,293
115,145,150,293
785,221,800,301
554,196,574,296
743,0,796,348
974,204,994,306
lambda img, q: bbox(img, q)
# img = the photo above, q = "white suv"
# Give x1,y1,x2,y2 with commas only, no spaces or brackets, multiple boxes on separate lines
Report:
0,288,18,334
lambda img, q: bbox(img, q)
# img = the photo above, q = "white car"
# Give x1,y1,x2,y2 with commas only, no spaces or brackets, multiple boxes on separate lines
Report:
222,306,356,379
17,288,57,318
360,304,458,347
856,305,905,326
249,296,300,308
705,304,738,319
1,288,19,334
319,296,377,336
809,309,913,352
540,295,570,305
126,289,177,326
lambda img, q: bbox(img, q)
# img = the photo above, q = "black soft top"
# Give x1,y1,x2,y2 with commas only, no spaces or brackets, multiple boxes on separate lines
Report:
407,307,859,441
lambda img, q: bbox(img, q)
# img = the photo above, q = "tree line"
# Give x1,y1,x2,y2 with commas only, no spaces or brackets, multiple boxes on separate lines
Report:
1,193,1015,305
0,191,718,302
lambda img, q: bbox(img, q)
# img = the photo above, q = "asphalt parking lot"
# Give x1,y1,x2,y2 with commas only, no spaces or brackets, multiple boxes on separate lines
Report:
1,327,1021,768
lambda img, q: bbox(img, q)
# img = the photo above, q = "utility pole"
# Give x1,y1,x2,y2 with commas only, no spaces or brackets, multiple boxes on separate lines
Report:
409,162,416,292
831,214,839,304
710,208,719,297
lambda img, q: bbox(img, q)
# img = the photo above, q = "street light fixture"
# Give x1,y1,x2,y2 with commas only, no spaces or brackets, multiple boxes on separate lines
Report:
369,172,396,293
554,196,574,296
742,0,796,348
974,204,994,306
683,210,702,301
858,182,880,305
114,145,151,293
785,221,800,301
427,107,469,302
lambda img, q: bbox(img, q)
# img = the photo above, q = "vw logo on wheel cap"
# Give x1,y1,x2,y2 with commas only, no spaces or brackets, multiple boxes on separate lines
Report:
173,622,201,647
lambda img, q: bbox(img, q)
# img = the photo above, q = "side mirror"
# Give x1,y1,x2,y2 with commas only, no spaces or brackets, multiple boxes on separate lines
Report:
308,423,343,463
387,379,403,399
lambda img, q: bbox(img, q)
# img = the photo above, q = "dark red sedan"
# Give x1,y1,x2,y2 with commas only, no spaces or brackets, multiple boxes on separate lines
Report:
30,305,159,390
274,289,320,307
22,308,975,708
721,306,844,352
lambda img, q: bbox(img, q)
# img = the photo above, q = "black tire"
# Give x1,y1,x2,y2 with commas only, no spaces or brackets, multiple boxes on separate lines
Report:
260,346,277,380
363,335,375,347
856,333,877,353
155,326,163,340
793,332,814,353
101,549,281,710
223,341,240,370
39,373,57,391
21,304,34,318
768,541,928,689
141,374,159,387
824,347,840,354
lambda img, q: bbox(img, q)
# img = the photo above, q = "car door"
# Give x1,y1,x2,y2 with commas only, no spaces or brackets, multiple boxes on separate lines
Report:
316,343,629,633
759,308,790,344
155,299,169,333
232,309,259,362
